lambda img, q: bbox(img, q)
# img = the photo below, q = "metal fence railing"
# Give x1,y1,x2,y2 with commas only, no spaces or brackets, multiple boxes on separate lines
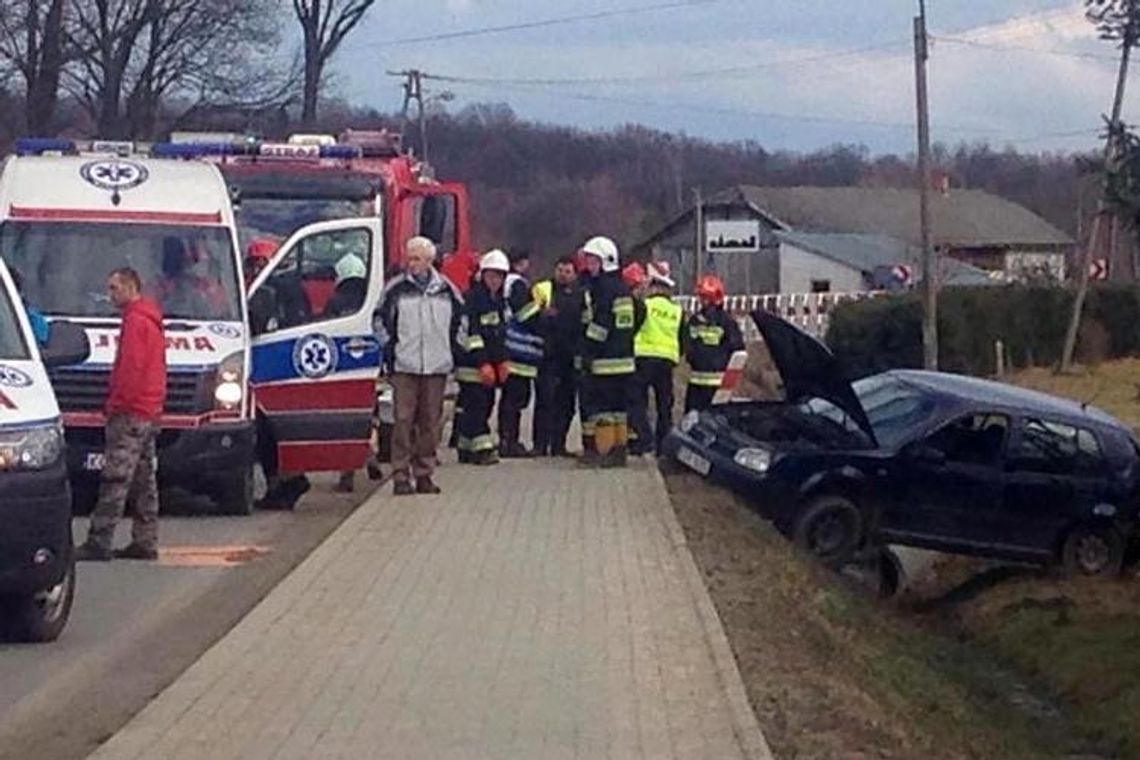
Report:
675,290,885,339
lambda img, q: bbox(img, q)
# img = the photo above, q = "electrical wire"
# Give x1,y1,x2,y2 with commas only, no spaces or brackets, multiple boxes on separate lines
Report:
353,0,724,48
932,35,1119,63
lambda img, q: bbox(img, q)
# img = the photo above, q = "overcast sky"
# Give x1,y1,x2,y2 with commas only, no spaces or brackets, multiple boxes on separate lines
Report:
332,0,1135,155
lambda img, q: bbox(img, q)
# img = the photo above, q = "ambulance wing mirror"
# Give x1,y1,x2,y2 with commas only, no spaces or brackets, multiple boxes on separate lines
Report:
42,320,91,368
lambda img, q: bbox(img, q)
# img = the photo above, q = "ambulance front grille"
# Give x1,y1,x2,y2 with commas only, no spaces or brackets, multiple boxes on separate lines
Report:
47,368,212,416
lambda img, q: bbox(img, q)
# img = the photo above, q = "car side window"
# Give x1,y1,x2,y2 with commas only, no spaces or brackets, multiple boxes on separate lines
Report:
924,413,1009,467
253,228,372,335
1009,419,1105,476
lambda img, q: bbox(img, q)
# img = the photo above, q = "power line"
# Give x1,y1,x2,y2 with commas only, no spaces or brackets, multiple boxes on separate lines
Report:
349,0,724,49
421,40,908,87
932,35,1119,63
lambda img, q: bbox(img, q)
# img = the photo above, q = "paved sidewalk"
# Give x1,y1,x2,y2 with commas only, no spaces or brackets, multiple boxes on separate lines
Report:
88,457,771,760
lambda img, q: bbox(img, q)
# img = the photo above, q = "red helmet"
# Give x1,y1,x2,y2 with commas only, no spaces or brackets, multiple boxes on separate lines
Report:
573,249,591,274
246,237,279,262
622,262,648,289
696,274,725,306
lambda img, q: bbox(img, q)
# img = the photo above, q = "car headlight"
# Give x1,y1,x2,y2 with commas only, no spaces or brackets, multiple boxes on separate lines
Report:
214,351,246,410
733,447,771,473
0,422,64,471
680,410,701,434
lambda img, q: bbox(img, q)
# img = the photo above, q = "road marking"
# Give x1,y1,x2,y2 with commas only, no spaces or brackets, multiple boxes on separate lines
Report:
157,545,272,567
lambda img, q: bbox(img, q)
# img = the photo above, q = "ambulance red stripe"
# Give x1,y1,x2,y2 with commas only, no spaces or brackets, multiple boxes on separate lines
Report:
9,205,222,225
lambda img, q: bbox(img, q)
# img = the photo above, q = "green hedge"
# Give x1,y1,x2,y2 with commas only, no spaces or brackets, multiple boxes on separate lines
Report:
826,285,1140,379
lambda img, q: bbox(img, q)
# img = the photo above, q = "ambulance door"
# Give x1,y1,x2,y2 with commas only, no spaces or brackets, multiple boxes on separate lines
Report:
247,218,384,473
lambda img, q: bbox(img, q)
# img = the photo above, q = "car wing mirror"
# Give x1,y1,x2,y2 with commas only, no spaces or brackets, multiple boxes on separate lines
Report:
41,320,91,368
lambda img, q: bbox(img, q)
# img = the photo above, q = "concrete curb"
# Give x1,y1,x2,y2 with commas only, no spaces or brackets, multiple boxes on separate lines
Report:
646,459,775,760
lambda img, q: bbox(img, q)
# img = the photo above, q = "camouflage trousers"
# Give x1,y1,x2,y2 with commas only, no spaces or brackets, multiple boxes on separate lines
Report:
88,414,160,552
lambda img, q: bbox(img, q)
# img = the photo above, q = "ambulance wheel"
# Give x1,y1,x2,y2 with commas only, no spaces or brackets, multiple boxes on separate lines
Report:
4,560,75,643
214,467,255,516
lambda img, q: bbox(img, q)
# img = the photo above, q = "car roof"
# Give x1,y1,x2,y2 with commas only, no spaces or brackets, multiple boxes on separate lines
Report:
886,369,1129,433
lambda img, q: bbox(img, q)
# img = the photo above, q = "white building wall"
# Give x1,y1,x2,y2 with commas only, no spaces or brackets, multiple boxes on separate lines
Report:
778,242,866,293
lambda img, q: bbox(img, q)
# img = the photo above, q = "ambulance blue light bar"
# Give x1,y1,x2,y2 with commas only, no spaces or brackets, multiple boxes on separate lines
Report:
15,138,77,156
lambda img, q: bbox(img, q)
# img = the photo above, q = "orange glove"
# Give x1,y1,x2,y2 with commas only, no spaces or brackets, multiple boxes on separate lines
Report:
496,361,511,385
479,363,497,387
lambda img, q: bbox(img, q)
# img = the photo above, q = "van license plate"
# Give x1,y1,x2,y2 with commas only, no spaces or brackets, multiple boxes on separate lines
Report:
677,447,711,476
84,453,105,472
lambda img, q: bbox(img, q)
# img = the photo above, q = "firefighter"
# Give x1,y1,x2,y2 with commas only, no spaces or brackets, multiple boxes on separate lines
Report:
498,249,543,458
579,236,645,468
685,274,744,412
630,261,684,456
531,255,587,457
455,250,511,466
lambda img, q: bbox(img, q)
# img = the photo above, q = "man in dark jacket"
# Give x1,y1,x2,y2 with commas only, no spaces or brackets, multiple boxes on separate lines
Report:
531,255,585,457
456,250,510,466
579,236,645,468
375,237,464,495
684,274,744,412
77,268,167,561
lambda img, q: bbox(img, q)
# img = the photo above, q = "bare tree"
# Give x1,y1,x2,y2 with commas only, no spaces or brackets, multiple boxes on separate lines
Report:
1061,0,1140,372
67,0,290,139
291,0,377,126
0,0,70,133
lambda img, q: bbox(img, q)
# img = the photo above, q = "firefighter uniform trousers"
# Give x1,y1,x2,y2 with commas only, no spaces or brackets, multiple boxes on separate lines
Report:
535,354,577,455
456,376,497,455
583,272,644,463
89,414,159,552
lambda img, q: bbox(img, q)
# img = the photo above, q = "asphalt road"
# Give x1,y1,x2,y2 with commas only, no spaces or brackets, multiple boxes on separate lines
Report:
0,474,379,760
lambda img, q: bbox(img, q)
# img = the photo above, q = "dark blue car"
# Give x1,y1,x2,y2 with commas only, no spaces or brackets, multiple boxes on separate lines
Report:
663,311,1140,576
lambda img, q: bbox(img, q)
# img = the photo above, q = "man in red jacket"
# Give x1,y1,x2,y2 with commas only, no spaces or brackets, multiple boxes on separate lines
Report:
76,268,168,562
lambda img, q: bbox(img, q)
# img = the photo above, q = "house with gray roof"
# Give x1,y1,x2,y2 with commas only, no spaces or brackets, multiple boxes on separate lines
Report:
633,184,1073,295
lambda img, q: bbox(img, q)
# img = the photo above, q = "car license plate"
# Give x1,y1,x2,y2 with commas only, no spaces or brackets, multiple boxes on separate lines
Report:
677,447,711,476
84,453,105,472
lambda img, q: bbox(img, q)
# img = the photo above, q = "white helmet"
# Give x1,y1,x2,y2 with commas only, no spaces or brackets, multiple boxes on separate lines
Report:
580,236,620,273
335,253,367,284
647,260,675,289
479,248,510,274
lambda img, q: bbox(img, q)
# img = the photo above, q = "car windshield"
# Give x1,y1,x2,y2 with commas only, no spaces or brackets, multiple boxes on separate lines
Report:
0,221,241,322
854,375,936,447
235,198,369,251
0,280,30,360
797,375,934,447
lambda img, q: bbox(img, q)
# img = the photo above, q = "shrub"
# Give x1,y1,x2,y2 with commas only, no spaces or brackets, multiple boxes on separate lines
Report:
826,285,1140,379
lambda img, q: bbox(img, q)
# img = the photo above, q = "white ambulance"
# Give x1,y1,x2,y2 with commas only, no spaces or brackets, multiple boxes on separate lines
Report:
0,139,386,514
0,257,90,641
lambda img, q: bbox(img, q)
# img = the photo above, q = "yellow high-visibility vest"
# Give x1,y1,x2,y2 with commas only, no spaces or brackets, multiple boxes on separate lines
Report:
634,295,683,363
532,280,554,310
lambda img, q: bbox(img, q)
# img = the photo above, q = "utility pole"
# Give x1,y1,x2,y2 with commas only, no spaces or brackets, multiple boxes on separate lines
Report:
693,187,704,293
388,69,429,163
1061,31,1132,372
914,0,937,370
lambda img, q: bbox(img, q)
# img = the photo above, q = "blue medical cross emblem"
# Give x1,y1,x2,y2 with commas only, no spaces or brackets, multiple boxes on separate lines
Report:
80,160,149,191
293,335,338,379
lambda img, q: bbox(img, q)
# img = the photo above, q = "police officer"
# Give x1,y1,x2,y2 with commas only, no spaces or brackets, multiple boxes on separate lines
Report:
498,250,543,458
630,261,684,455
531,255,586,457
685,274,744,412
456,250,511,466
579,236,644,468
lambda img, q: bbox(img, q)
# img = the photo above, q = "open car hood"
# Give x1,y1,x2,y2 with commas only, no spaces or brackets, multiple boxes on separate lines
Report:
750,310,877,445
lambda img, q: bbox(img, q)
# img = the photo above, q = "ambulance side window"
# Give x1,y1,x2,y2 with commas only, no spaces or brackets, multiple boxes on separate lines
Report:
252,228,373,336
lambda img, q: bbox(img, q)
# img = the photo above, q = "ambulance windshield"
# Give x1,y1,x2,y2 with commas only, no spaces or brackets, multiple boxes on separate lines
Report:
0,222,242,322
235,198,368,251
0,279,30,359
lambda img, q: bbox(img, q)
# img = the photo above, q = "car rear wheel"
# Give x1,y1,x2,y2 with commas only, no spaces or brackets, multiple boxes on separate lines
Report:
793,495,864,569
1062,523,1124,577
4,560,76,643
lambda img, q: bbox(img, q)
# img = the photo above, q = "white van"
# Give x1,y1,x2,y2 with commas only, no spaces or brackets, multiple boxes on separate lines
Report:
0,258,90,642
0,140,387,514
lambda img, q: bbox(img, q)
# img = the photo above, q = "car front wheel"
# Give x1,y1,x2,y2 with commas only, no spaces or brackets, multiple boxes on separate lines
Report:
1062,523,1125,577
793,495,864,569
4,560,76,643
